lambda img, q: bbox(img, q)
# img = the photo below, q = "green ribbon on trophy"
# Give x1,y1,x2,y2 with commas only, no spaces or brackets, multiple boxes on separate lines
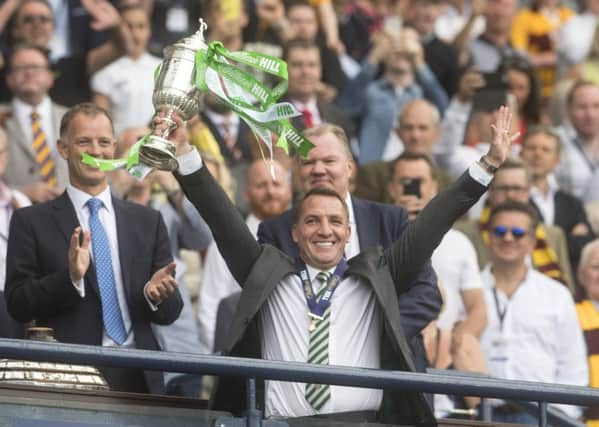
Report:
82,40,313,175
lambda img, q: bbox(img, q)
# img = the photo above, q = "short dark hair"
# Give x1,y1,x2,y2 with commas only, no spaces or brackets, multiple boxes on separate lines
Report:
489,200,539,232
283,38,320,62
391,152,435,180
60,103,114,138
293,187,348,224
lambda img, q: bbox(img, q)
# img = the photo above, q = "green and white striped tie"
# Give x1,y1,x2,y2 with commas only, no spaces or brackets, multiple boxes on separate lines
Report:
305,271,332,411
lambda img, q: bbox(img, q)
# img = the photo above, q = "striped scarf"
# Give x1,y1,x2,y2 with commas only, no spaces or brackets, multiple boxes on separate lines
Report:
575,300,599,426
479,205,566,285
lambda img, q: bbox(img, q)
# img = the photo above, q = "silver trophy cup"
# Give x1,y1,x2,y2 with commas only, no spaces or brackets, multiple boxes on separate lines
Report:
139,20,208,171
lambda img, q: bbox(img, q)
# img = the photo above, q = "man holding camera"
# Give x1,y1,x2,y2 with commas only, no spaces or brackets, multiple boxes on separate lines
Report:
387,152,487,340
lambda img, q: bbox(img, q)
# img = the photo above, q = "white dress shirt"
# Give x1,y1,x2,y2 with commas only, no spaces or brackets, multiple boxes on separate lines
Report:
480,266,588,418
0,183,30,292
529,175,558,226
67,185,135,347
198,213,261,353
177,148,495,417
204,109,241,142
12,96,57,152
261,268,383,417
554,125,597,200
291,97,322,126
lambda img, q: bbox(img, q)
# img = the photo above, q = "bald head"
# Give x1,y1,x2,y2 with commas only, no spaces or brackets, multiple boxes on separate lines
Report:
397,100,440,156
245,160,292,220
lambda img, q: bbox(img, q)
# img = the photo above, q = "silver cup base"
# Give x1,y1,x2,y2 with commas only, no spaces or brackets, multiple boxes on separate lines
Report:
139,136,179,171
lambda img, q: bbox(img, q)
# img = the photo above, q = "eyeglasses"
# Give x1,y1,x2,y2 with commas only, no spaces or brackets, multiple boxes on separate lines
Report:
492,185,528,193
20,14,53,25
10,65,49,74
492,225,529,240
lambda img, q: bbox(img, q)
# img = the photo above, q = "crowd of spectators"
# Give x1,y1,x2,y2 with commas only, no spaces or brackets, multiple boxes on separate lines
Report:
4,0,599,425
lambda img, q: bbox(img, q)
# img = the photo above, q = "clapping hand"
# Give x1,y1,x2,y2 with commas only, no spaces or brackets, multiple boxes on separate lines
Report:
483,106,520,169
145,262,178,305
68,227,91,282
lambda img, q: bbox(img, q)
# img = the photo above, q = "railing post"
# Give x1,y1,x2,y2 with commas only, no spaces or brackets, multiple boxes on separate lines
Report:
480,398,492,421
538,401,547,427
246,378,260,427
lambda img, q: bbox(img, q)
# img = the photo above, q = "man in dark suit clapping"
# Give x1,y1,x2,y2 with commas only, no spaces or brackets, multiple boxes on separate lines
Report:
4,103,183,394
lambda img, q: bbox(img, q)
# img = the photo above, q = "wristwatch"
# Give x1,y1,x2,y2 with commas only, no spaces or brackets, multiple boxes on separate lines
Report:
478,156,498,174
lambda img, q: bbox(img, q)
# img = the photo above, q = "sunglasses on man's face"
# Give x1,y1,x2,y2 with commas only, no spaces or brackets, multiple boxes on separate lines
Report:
492,225,529,240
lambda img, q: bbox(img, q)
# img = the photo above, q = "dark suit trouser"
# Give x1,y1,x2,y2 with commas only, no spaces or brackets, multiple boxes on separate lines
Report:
100,366,149,394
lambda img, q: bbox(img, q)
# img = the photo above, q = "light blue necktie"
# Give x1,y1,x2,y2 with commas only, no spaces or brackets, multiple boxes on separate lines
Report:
87,198,127,345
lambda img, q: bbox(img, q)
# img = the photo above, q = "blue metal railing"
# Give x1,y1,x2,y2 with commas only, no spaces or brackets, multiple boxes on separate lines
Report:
0,338,595,427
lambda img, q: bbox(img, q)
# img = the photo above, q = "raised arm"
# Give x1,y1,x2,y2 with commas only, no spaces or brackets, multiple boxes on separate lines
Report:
387,106,517,284
160,114,261,286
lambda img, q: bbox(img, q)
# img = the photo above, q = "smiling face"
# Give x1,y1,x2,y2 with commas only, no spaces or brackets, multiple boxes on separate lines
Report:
297,131,353,197
58,112,116,195
489,210,535,266
292,193,350,270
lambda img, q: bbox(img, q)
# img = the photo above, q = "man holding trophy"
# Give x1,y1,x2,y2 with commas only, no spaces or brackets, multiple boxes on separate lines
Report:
151,67,516,425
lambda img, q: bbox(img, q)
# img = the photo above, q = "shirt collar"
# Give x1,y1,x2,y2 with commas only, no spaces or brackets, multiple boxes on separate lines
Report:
67,184,114,215
12,95,52,119
291,97,318,113
306,264,336,283
205,109,239,128
345,193,356,226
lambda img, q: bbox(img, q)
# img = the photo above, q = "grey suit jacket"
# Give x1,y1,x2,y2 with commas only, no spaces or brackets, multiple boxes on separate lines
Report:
1,102,69,190
176,165,489,426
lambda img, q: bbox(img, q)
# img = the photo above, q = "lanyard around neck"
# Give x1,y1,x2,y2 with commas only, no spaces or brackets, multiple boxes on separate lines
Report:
298,259,348,319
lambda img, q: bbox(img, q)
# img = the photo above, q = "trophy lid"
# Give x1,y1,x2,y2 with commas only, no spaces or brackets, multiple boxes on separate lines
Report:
167,18,209,55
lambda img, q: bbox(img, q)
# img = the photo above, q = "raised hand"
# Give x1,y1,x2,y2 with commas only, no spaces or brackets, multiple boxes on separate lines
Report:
68,227,91,282
81,0,121,31
145,262,178,305
484,105,520,169
152,110,193,156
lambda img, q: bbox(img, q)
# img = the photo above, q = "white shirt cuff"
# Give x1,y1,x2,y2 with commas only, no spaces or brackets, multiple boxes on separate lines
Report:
72,279,85,297
143,281,159,311
177,148,203,175
468,161,494,187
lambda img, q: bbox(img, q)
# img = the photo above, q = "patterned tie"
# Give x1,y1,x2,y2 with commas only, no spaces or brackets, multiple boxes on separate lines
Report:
87,198,127,344
305,271,332,411
30,111,57,187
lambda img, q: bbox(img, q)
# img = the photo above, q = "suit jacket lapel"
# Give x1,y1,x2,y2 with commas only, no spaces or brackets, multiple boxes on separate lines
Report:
113,197,134,296
52,191,100,296
6,116,37,163
352,197,377,250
